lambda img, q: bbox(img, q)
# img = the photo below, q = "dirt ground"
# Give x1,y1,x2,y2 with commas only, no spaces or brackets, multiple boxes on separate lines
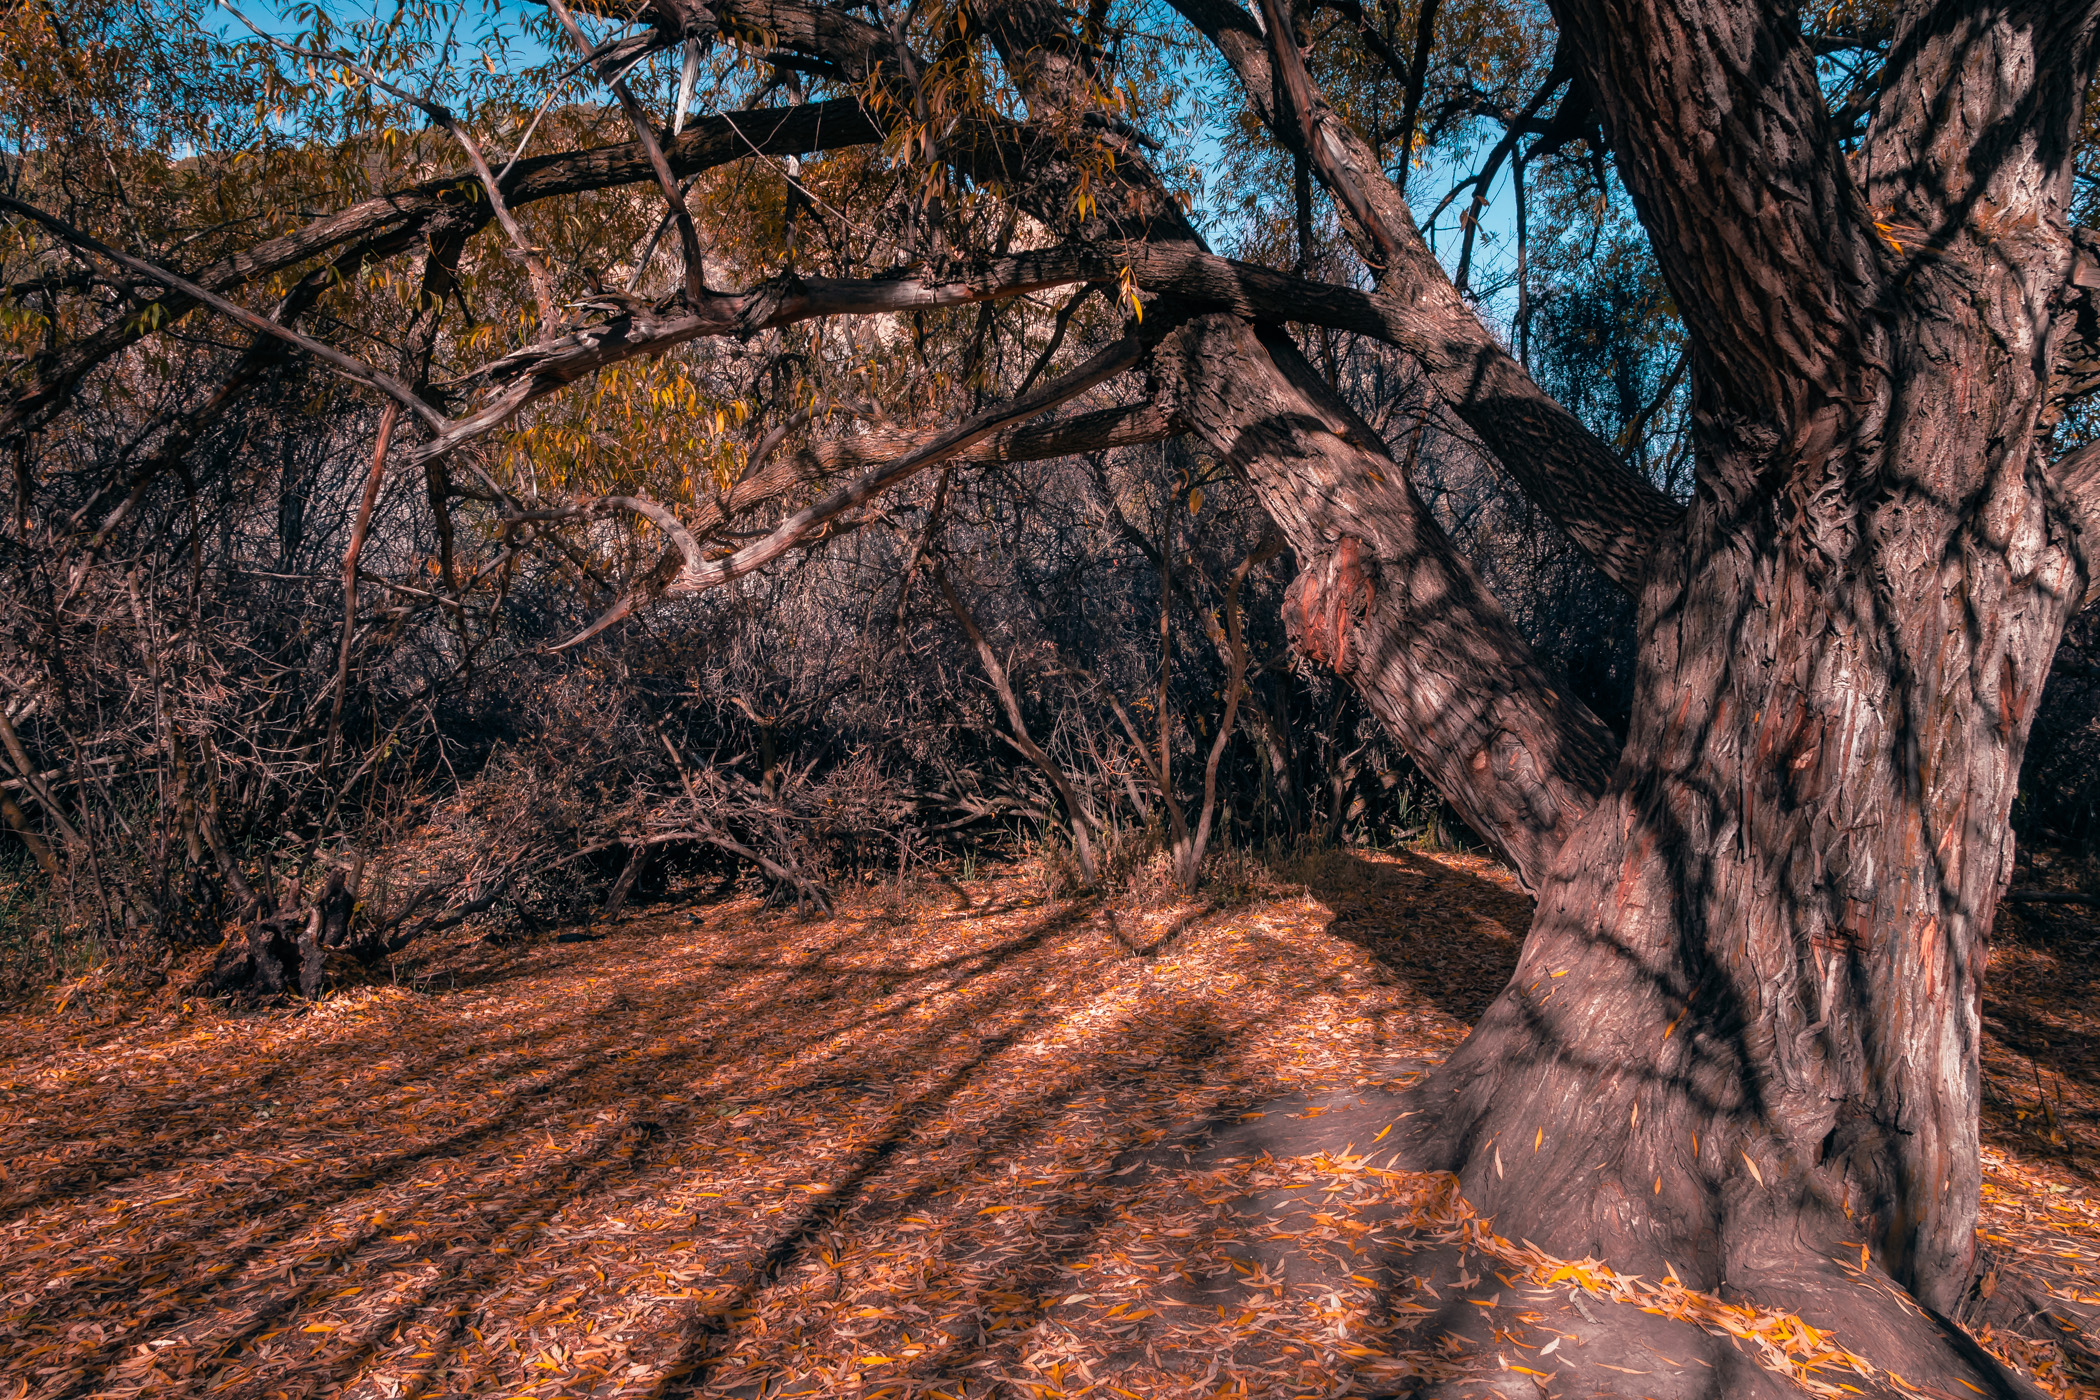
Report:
0,849,2095,1400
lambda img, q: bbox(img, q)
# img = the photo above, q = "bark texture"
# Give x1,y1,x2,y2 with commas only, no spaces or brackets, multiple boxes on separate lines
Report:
1166,315,1618,889
1406,1,2100,1381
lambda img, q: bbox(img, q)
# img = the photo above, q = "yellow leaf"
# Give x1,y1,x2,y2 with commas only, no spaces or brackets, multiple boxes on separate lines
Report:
302,1323,338,1333
1534,1127,1543,1152
1188,488,1203,515
1373,1124,1392,1143
1742,1151,1765,1186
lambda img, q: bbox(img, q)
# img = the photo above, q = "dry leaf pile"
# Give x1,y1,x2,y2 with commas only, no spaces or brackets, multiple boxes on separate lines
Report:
0,847,2093,1400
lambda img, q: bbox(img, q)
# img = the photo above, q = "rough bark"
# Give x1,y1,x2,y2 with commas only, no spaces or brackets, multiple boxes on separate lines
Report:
1390,3,2100,1390
1165,314,1618,889
967,0,1620,892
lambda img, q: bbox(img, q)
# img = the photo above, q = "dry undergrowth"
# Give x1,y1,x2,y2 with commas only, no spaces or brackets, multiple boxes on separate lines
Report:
0,849,2093,1400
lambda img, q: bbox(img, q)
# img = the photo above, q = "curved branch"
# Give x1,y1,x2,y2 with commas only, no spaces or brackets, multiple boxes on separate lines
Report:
217,2,560,321
1173,0,1681,593
544,331,1163,649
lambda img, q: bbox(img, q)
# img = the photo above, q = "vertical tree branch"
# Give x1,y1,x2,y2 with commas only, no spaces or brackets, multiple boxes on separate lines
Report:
324,405,400,774
1395,0,1440,196
935,564,1100,887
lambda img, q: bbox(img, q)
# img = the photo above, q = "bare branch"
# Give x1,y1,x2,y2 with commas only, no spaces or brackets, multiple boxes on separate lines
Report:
323,405,400,772
0,100,879,438
935,564,1098,885
0,195,446,432
544,330,1162,649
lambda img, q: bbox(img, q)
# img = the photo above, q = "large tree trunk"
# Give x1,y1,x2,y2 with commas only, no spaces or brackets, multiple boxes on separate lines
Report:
1144,0,2100,1386
1409,410,2082,1395
1422,0,2093,1300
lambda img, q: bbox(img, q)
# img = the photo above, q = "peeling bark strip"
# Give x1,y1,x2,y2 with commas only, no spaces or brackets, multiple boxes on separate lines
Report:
1282,536,1377,673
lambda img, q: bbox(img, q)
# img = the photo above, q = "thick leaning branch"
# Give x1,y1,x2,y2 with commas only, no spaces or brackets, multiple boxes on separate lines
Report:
1545,0,1885,424
696,399,1183,546
963,0,1619,891
1165,315,1618,889
1171,0,1681,594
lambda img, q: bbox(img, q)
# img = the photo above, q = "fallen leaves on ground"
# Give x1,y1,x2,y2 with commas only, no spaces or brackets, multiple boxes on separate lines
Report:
0,847,2092,1399
1974,890,2100,1397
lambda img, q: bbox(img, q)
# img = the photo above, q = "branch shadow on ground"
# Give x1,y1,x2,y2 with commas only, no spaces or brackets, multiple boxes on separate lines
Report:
0,874,1423,1400
1287,847,1531,1024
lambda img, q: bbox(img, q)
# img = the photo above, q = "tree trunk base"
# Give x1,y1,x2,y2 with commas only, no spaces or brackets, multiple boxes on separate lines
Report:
1109,1082,2072,1400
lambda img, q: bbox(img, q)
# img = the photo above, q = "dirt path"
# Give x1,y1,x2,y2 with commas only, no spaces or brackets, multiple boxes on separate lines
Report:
0,850,2093,1399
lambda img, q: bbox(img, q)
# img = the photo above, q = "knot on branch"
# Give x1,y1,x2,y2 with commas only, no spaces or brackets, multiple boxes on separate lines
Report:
1284,536,1378,674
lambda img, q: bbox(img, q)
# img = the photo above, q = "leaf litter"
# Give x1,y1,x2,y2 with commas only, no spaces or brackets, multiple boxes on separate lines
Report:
0,847,2093,1399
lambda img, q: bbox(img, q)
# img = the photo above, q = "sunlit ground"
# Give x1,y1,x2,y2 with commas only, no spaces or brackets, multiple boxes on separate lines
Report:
0,850,2093,1399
